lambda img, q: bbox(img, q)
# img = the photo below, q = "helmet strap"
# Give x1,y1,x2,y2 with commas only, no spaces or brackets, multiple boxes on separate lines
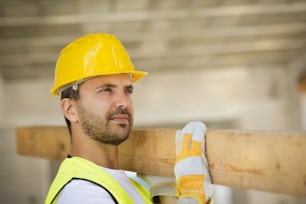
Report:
58,78,90,96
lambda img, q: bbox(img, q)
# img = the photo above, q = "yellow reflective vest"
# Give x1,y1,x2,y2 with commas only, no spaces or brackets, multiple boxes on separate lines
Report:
45,156,152,204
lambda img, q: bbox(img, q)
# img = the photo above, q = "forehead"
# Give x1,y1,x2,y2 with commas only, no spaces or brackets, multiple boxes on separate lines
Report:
82,74,132,87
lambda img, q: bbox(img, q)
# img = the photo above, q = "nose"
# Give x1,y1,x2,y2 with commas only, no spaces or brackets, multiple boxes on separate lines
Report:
115,91,131,108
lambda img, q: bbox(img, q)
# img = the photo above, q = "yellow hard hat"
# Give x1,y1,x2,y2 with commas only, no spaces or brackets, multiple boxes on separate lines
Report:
50,33,148,96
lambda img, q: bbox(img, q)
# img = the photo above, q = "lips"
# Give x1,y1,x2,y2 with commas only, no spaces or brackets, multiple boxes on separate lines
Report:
110,114,130,123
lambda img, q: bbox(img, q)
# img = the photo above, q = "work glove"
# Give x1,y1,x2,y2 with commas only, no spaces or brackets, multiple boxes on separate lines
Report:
137,174,178,203
175,121,213,204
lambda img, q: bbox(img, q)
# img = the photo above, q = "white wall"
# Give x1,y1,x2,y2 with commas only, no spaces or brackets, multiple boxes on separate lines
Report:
134,65,296,131
134,67,249,127
0,77,62,204
6,78,63,126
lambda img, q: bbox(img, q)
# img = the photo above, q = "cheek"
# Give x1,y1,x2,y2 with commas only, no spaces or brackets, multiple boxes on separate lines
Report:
95,102,110,115
129,107,134,118
82,99,110,116
129,100,134,114
124,100,134,119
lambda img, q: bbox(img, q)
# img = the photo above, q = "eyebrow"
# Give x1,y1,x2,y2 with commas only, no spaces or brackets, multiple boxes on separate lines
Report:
125,84,134,90
95,83,134,90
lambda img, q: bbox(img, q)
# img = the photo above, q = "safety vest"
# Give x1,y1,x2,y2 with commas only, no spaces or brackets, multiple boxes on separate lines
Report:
45,156,152,204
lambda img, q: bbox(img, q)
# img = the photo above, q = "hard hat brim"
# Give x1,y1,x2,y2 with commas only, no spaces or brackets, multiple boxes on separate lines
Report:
50,70,148,96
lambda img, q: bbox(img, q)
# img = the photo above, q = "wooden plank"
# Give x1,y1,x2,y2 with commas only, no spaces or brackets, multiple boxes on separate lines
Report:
16,126,306,197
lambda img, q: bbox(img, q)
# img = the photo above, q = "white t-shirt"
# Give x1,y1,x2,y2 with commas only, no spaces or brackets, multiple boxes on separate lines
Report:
57,166,147,203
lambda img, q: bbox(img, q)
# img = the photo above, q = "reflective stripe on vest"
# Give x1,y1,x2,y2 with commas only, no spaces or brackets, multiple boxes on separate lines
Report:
45,157,152,204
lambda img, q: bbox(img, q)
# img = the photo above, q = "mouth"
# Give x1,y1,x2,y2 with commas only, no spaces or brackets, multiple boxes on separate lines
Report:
110,114,130,124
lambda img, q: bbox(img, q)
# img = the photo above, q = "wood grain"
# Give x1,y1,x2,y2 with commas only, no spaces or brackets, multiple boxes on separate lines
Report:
16,126,306,196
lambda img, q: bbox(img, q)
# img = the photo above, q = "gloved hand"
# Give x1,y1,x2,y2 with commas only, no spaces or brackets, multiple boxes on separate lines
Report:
137,174,178,202
175,121,213,204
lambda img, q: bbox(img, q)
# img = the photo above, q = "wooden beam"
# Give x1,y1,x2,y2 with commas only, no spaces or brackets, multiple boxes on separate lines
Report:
16,126,306,197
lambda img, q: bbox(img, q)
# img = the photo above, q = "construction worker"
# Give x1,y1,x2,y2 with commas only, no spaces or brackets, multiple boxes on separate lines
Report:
45,33,213,204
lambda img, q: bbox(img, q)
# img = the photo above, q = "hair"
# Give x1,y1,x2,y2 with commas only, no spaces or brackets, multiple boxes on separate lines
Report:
60,86,80,136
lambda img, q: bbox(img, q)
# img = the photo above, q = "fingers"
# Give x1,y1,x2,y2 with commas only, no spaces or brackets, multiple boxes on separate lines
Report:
176,131,193,156
182,122,206,142
176,121,206,146
182,134,192,151
176,121,207,157
176,130,182,156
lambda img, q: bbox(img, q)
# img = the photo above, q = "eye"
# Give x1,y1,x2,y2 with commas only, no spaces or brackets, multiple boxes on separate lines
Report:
125,86,134,95
98,87,113,94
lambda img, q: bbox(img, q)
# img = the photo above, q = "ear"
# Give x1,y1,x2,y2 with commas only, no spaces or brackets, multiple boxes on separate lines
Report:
61,98,79,123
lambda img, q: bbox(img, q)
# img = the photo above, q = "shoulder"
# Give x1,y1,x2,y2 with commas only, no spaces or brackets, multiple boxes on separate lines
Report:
56,179,116,204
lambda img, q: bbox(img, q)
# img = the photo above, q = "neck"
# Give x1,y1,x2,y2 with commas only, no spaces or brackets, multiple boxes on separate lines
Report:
70,135,120,169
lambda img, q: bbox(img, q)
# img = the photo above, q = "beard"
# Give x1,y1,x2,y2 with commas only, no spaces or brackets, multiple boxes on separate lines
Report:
78,105,133,145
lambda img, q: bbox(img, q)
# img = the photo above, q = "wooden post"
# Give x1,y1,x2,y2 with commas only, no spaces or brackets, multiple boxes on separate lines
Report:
16,126,306,197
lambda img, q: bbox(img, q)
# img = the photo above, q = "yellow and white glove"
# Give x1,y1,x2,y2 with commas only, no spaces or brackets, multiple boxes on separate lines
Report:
175,121,213,204
137,174,178,203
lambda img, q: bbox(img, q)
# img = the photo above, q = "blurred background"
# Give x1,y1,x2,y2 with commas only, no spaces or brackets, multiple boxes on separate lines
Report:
1,0,306,203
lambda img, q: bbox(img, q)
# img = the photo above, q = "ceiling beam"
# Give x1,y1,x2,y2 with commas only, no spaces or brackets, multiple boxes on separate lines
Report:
0,50,296,79
1,3,306,26
1,26,306,53
1,38,305,68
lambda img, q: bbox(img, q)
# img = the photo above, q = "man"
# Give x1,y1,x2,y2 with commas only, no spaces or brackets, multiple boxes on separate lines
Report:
45,33,213,203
